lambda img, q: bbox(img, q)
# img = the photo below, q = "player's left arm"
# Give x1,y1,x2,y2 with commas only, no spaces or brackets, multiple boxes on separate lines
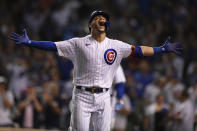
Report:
131,36,183,58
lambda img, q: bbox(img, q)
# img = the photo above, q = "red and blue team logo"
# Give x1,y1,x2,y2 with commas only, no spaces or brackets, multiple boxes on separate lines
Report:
104,49,117,65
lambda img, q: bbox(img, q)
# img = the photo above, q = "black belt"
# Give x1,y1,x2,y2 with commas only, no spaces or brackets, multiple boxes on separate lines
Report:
76,86,109,93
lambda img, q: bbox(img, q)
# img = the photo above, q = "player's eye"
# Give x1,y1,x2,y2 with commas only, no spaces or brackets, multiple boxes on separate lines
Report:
94,17,99,21
100,17,106,21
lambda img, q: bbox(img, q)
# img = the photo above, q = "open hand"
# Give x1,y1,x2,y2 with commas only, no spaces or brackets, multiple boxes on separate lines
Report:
162,36,183,55
10,29,30,44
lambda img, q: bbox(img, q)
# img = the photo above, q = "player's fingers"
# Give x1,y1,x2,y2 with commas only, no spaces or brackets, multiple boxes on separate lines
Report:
23,29,27,36
165,36,171,45
167,36,171,42
11,32,20,37
165,36,171,44
174,42,182,48
10,37,19,41
16,42,21,44
10,34,20,39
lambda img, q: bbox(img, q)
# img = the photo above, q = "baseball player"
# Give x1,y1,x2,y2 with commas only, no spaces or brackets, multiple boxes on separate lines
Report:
10,10,182,131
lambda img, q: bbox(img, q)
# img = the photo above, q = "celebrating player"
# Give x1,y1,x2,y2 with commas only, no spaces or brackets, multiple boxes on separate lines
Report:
10,10,182,131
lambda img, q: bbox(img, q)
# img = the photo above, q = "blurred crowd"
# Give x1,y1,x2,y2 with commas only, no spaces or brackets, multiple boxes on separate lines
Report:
0,0,197,131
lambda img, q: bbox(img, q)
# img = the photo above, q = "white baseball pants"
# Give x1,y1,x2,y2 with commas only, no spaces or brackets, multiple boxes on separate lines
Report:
69,87,111,131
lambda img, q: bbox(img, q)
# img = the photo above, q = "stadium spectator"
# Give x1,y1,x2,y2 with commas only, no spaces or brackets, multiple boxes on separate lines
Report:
0,76,14,127
126,74,144,131
144,75,166,105
168,90,194,131
164,72,185,104
17,83,43,128
144,94,168,131
188,80,197,130
42,81,62,129
133,60,153,98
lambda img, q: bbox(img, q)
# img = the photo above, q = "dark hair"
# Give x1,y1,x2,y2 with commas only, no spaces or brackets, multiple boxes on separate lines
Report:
88,10,110,24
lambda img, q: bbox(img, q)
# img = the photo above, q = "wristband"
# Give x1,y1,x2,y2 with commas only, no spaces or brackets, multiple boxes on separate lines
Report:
153,46,166,55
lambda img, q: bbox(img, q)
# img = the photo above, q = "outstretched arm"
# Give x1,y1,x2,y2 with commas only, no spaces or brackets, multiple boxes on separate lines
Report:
132,36,183,58
10,29,57,51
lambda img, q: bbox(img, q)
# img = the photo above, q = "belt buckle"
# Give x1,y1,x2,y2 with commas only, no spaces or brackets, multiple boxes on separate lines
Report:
91,88,96,93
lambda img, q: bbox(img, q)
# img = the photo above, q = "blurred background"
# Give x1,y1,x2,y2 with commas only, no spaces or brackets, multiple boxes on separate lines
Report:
0,0,197,131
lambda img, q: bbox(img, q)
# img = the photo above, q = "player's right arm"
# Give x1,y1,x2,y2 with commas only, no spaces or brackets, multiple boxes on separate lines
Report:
131,36,183,58
10,29,57,51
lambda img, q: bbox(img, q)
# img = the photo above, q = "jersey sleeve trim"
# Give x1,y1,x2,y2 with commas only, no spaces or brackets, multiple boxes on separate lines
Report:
130,45,136,57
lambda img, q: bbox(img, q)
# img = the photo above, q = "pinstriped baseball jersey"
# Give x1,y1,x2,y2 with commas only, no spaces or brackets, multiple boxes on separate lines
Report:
55,35,132,88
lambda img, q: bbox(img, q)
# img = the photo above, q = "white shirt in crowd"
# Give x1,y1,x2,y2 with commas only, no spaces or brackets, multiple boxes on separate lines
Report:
144,84,161,104
172,99,194,131
164,82,184,104
145,103,169,131
0,91,14,125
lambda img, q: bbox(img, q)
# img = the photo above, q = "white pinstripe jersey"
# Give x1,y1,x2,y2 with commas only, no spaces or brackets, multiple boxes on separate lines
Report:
55,35,132,88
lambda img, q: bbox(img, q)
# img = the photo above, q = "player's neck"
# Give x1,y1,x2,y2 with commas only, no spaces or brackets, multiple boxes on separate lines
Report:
91,31,106,43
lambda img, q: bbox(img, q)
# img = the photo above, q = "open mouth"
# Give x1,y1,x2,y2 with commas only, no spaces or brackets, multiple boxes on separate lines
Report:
99,21,105,26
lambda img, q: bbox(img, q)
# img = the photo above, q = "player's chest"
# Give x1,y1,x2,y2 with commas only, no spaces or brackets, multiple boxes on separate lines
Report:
77,42,118,65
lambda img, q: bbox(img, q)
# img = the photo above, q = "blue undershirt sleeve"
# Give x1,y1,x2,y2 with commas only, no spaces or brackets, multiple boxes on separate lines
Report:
133,46,144,58
115,83,125,99
25,40,57,51
153,46,165,55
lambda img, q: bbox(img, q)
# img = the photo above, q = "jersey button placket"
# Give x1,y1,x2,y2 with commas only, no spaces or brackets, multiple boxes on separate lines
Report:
99,43,104,80
95,43,100,83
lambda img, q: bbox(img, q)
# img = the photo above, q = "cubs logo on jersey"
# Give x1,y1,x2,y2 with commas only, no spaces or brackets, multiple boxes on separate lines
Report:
104,49,117,65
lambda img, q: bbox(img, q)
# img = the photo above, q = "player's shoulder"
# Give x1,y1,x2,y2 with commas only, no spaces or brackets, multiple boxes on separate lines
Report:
67,36,83,42
107,37,121,43
71,35,91,41
66,35,92,47
65,35,89,44
108,37,132,48
108,37,129,45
